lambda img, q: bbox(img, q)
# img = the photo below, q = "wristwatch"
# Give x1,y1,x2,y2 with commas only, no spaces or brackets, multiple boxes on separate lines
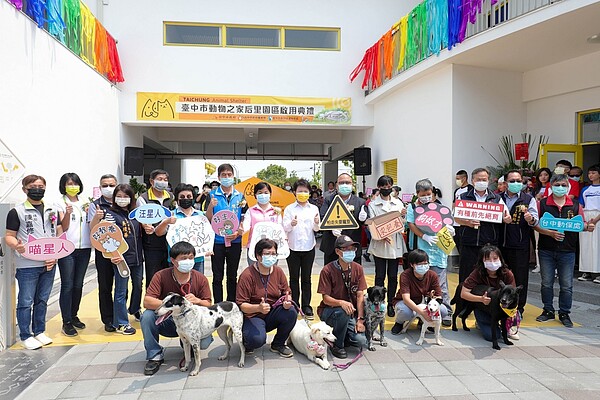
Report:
357,317,365,321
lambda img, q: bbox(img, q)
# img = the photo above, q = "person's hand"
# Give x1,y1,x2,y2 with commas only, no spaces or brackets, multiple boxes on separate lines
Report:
419,308,432,323
143,224,155,234
44,259,56,271
552,231,565,241
358,205,368,221
503,213,512,224
225,232,239,241
401,208,407,218
332,229,342,237
185,293,199,304
444,224,456,236
383,236,392,245
167,216,177,225
65,204,73,215
340,300,355,316
355,319,365,333
314,214,320,224
259,298,271,314
110,255,124,264
470,220,480,229
587,222,596,232
282,292,292,310
291,215,298,226
209,198,218,208
15,239,26,254
422,234,438,246
524,211,533,223
95,207,105,219
481,291,491,306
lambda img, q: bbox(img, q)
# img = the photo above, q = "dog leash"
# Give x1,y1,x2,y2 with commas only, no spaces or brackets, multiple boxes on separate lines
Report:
332,348,364,371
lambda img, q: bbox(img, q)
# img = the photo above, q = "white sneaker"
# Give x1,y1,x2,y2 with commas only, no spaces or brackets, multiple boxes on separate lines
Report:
22,337,43,350
34,333,53,346
532,266,540,273
508,327,520,340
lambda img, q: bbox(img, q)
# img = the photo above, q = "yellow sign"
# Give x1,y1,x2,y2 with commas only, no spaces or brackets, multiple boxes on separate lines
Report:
320,195,359,230
205,162,216,175
436,226,455,255
137,92,351,125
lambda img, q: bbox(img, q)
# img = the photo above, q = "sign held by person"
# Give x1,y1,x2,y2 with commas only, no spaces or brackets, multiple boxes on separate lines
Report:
365,211,403,240
129,203,172,224
320,195,359,230
539,213,584,233
90,221,131,277
166,215,215,257
247,222,290,261
414,202,454,235
211,210,240,247
22,234,75,261
453,200,504,224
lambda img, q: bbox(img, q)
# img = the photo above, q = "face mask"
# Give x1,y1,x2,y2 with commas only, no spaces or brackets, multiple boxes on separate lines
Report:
65,185,80,196
27,188,45,201
296,193,310,202
507,182,523,193
474,181,488,192
341,250,355,263
338,184,353,196
178,198,194,209
261,255,277,268
101,186,115,199
414,264,430,275
379,188,393,197
284,185,291,191
419,195,432,204
568,176,580,181
256,193,271,205
220,177,234,188
484,260,502,271
176,259,194,273
115,197,131,207
456,179,464,187
153,180,168,191
552,185,568,197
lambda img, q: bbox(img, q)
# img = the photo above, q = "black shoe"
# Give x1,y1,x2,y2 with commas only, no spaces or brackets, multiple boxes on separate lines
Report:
133,311,141,322
72,317,86,330
245,348,254,355
144,359,164,376
387,304,395,318
391,322,403,335
62,323,78,337
302,306,314,320
363,253,371,262
536,310,555,322
330,346,347,359
559,313,573,328
270,344,294,358
104,324,116,332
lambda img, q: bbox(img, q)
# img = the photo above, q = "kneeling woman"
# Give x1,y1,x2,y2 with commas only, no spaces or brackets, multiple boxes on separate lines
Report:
236,238,297,357
460,245,516,342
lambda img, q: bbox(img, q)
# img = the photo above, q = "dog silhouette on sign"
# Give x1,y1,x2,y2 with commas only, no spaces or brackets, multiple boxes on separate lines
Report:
141,99,175,119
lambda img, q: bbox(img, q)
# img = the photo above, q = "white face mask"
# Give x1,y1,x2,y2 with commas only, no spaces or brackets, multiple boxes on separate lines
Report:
474,181,489,192
153,180,168,191
176,259,194,273
419,195,432,204
115,197,131,207
101,186,115,199
484,260,502,271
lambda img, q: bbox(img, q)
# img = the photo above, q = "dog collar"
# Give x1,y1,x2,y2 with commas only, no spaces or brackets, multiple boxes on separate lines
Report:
427,309,441,320
307,339,326,356
501,305,518,318
370,302,386,313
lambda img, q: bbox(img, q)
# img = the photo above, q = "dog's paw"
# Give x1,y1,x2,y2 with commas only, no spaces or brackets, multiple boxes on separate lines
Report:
452,326,458,332
180,366,188,372
436,340,444,346
416,339,424,346
237,361,245,368
368,345,376,351
218,355,228,361
380,340,388,347
189,369,199,376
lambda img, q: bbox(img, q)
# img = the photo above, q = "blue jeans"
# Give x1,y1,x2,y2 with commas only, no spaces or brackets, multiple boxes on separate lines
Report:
16,266,56,340
58,248,91,324
113,264,131,327
430,266,452,317
394,300,449,324
320,307,367,349
474,309,502,342
538,249,575,314
127,264,143,316
141,309,213,360
242,306,298,350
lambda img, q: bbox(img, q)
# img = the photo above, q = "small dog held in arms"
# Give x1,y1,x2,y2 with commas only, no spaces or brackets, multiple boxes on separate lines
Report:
364,286,388,351
289,319,336,370
451,282,522,350
154,293,245,376
401,291,444,346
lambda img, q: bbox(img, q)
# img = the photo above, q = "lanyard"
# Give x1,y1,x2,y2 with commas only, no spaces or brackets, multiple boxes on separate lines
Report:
172,269,191,295
254,265,271,302
334,260,353,302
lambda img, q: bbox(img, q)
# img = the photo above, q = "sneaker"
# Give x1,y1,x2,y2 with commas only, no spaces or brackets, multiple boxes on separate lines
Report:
363,253,371,262
391,322,403,335
133,311,142,322
532,266,540,273
330,346,347,359
508,326,519,340
71,317,86,330
34,333,53,346
104,324,116,332
144,359,164,376
442,318,452,327
594,277,600,284
245,348,255,355
536,310,555,322
387,304,396,318
578,273,593,281
302,306,314,320
21,337,42,350
270,344,293,358
559,313,573,328
116,324,136,335
62,323,78,337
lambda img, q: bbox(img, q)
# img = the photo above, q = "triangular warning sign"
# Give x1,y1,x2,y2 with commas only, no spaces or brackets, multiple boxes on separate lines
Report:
320,195,359,230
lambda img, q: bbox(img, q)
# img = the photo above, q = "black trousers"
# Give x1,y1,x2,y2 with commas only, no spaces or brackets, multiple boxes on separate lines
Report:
144,249,169,289
211,242,242,303
459,244,481,283
287,248,315,309
95,250,114,325
324,244,362,265
373,255,400,303
501,246,530,313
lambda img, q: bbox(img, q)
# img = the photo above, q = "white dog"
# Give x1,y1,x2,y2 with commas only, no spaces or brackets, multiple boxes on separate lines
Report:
289,319,336,370
401,295,444,346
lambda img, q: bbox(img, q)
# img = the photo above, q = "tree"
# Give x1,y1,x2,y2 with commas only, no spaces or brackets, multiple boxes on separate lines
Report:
256,164,288,187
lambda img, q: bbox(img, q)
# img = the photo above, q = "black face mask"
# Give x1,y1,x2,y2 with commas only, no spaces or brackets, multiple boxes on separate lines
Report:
178,198,194,209
379,188,393,197
28,188,45,201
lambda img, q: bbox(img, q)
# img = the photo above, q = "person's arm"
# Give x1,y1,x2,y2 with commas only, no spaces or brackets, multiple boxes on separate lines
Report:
282,206,294,232
241,209,251,234
205,193,216,220
143,294,163,310
460,285,491,305
90,205,106,228
524,197,539,227
155,216,176,237
322,294,355,315
401,292,431,322
5,230,25,254
312,205,320,232
355,291,365,333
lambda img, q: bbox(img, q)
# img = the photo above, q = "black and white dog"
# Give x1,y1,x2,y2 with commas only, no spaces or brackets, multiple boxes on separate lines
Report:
364,286,388,351
154,293,245,375
401,292,444,346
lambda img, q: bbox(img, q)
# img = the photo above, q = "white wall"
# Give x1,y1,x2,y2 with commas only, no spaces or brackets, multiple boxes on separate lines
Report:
0,2,121,203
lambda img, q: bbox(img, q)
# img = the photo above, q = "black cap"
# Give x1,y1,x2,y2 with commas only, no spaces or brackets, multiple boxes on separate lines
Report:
335,235,359,249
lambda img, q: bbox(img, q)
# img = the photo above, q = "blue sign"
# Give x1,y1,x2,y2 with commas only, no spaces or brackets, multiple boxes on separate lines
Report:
539,212,584,233
129,203,171,224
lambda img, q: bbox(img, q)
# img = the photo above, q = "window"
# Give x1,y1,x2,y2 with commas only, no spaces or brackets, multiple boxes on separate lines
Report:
284,29,339,50
578,109,600,143
383,159,398,184
164,23,221,46
226,26,280,48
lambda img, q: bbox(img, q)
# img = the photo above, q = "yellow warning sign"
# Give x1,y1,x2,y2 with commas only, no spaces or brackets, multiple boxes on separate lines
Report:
320,195,359,230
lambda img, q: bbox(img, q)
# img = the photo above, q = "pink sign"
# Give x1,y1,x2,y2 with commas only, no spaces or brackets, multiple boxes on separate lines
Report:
211,210,240,247
22,233,75,261
414,203,454,235
453,200,504,224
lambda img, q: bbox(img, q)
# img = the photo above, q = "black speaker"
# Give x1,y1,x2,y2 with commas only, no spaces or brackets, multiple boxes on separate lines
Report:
124,147,144,176
353,147,372,176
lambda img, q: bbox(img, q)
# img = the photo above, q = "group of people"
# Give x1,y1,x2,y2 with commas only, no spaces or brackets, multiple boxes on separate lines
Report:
5,160,598,373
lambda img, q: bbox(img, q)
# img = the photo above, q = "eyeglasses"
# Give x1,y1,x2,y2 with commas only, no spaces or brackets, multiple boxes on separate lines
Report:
262,252,277,256
508,180,522,183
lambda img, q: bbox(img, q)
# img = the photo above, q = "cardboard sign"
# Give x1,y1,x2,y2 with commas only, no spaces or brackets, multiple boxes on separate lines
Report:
436,226,456,255
320,195,359,230
211,210,240,247
90,221,130,277
539,212,584,233
365,211,404,240
454,200,505,224
22,233,75,261
414,202,454,235
166,215,215,257
129,203,172,224
247,222,290,261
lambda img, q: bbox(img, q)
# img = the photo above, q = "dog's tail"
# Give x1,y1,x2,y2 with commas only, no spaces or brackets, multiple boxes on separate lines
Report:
450,283,462,305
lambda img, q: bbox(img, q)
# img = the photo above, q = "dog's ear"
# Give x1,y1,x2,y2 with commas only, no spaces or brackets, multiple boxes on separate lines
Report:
382,287,387,296
172,294,185,306
435,297,443,305
499,281,506,288
516,285,523,293
310,324,320,335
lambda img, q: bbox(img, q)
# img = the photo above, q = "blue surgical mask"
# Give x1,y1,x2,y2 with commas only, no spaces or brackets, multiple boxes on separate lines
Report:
341,250,355,263
256,193,271,205
508,182,523,193
414,264,430,275
220,177,234,188
552,185,568,196
176,259,194,273
261,255,277,268
338,184,353,196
